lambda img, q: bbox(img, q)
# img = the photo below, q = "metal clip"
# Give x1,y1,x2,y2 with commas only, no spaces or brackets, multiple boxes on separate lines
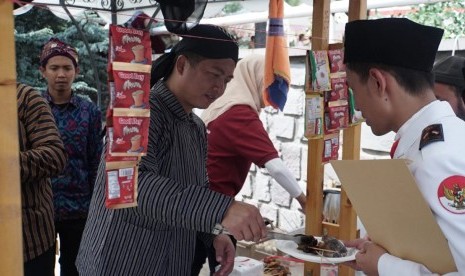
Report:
264,217,275,230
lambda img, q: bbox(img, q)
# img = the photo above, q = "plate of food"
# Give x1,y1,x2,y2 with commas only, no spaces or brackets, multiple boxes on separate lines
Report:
275,234,358,264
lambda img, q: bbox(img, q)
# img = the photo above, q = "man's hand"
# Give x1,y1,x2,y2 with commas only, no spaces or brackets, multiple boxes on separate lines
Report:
212,234,235,276
342,238,367,271
221,201,267,242
342,239,386,276
355,241,387,276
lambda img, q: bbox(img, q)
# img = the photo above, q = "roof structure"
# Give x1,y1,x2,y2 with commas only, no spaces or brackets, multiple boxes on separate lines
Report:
14,0,448,26
149,0,448,34
13,0,207,32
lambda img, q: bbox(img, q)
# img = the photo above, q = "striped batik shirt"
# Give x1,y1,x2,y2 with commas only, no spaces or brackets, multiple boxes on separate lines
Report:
17,83,67,261
76,81,233,275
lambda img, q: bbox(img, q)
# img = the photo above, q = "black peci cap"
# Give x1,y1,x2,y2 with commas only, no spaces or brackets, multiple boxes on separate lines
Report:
151,24,238,86
344,18,444,72
433,56,465,90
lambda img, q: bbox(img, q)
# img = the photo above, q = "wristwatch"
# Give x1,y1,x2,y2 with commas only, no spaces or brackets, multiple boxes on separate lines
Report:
212,223,231,235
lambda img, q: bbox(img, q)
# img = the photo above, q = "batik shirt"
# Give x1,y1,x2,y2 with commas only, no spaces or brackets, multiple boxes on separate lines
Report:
18,84,67,261
44,91,103,222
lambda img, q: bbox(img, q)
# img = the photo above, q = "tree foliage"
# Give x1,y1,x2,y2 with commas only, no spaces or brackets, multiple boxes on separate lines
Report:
222,3,243,15
14,7,109,108
408,0,465,39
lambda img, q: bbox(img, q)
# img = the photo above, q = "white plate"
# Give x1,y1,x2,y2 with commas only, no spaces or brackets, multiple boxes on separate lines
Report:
275,238,358,264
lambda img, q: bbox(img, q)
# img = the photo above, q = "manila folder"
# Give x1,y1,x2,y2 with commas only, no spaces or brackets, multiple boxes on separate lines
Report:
330,159,456,274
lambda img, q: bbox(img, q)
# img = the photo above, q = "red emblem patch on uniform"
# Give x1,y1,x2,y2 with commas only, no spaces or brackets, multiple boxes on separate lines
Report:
437,175,465,214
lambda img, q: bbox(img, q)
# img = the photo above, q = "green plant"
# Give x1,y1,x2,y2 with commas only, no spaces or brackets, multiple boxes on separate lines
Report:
222,3,243,15
408,0,465,39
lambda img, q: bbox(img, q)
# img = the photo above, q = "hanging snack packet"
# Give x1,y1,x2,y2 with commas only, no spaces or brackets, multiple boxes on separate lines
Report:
325,100,349,132
112,64,151,109
111,108,150,156
328,49,346,77
105,128,139,162
325,77,348,102
104,134,139,209
322,132,340,163
105,160,139,209
110,25,152,65
308,50,331,92
304,94,324,138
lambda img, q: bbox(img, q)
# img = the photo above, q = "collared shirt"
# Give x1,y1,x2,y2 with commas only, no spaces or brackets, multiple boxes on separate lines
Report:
379,101,465,275
76,81,233,275
17,84,67,261
43,91,103,221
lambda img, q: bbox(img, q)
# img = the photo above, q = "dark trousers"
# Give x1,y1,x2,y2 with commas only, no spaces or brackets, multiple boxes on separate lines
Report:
24,245,55,276
55,219,86,276
191,235,237,276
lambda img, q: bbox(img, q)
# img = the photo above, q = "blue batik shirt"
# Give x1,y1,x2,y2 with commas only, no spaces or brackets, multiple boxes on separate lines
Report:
44,91,103,222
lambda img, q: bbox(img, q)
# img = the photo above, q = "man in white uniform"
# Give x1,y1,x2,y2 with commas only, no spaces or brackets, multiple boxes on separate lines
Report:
342,18,465,275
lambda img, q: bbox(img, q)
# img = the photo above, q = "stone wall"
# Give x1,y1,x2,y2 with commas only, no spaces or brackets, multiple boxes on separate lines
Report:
233,55,395,233
235,56,308,232
195,54,397,233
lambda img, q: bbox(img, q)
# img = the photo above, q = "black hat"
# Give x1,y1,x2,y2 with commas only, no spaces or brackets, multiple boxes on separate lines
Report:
151,24,238,86
344,18,444,72
433,56,465,90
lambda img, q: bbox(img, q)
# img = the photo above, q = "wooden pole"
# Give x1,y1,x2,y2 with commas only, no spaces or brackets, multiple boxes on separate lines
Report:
0,1,23,275
337,1,366,275
305,138,324,276
348,0,368,21
305,1,330,275
310,0,330,50
305,1,366,275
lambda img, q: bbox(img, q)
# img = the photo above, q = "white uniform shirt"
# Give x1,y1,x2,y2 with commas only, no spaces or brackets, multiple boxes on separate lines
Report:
378,101,465,275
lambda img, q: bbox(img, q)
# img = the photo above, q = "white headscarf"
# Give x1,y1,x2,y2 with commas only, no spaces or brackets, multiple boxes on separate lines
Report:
201,54,265,126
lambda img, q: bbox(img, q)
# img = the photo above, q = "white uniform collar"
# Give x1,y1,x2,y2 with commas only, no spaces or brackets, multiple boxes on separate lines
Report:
394,100,455,158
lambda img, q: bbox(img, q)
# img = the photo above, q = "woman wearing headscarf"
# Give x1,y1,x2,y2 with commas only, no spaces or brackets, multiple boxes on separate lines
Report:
193,54,306,274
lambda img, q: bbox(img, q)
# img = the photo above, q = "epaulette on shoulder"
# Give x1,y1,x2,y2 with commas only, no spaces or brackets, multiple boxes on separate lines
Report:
419,124,444,150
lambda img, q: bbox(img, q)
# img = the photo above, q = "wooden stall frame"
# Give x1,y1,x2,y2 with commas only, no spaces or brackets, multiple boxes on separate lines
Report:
0,0,23,275
304,1,366,275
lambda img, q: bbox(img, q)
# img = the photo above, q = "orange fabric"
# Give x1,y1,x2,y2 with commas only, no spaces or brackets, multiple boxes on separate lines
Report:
264,0,291,108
